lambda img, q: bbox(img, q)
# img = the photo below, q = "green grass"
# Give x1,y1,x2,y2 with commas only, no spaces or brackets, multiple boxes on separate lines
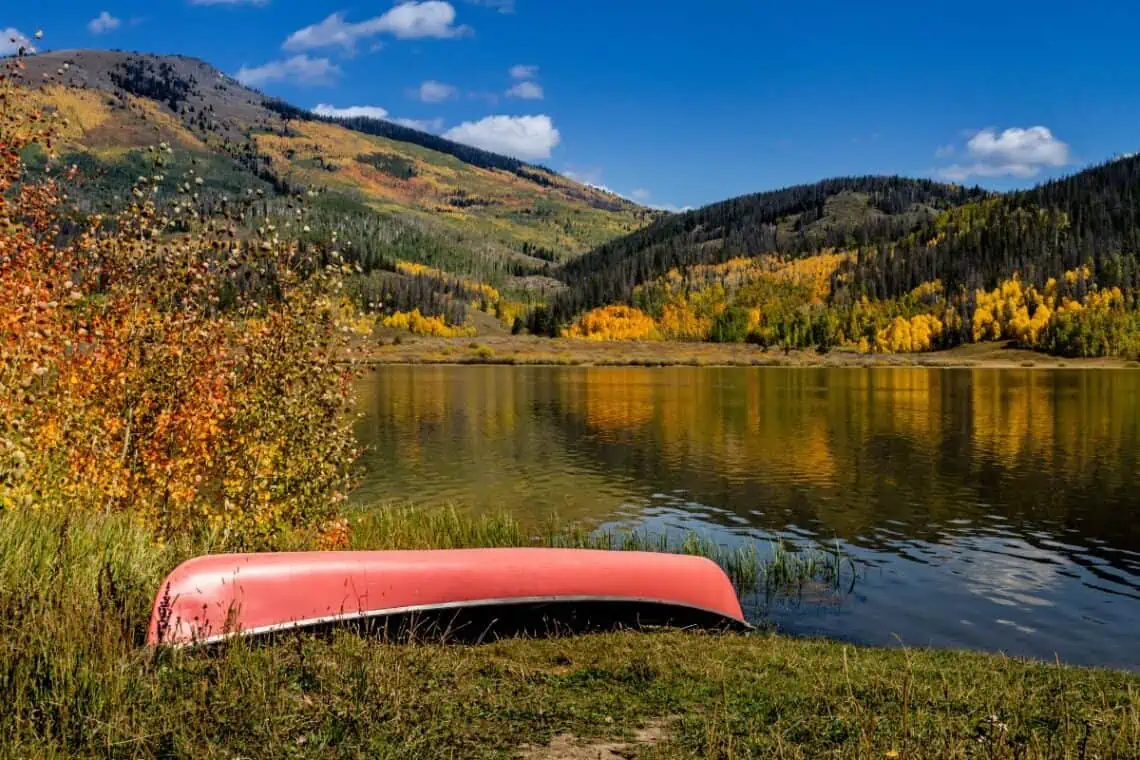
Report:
2,507,1138,758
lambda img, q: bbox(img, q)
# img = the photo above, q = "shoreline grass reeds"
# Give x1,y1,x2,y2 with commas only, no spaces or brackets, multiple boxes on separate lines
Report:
2,507,1139,758
348,504,857,596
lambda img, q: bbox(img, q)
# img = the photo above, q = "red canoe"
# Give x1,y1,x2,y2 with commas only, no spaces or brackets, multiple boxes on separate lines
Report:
146,548,748,647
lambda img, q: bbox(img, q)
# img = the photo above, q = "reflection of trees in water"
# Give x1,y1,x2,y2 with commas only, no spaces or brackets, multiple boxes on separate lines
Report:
537,368,1140,565
352,366,1140,583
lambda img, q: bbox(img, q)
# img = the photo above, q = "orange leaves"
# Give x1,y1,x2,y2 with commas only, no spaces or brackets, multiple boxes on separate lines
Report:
1,66,359,548
563,305,659,341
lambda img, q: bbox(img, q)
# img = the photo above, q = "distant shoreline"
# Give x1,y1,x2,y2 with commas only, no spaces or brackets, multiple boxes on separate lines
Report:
355,336,1140,370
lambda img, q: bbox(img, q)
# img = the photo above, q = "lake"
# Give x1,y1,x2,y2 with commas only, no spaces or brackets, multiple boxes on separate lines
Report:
353,365,1140,670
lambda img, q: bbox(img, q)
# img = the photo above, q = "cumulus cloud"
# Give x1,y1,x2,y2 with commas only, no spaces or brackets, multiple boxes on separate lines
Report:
313,103,390,119
415,79,457,103
443,114,560,160
284,2,469,53
506,80,543,99
505,64,542,99
629,188,651,202
313,104,444,133
1,27,36,56
235,55,340,87
937,126,1070,181
88,11,121,34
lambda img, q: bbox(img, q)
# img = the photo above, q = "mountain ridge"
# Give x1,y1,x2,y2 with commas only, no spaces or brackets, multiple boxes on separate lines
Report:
13,48,656,276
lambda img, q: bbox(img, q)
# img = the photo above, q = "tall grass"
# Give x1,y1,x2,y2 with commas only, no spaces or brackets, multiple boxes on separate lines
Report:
348,504,855,595
2,507,1138,758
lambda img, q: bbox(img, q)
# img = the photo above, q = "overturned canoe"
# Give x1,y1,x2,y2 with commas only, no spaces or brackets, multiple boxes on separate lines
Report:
146,548,749,647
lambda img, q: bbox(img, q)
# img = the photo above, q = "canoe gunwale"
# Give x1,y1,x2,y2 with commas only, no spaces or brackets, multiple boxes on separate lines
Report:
161,594,754,648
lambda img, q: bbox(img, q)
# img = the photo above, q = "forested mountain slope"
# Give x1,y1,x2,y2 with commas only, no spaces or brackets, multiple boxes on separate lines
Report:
547,177,990,322
540,159,1140,359
14,49,654,282
843,155,1140,302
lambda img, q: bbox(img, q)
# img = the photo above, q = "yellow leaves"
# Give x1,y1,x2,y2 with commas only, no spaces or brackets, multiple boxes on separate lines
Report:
658,301,713,341
381,309,476,337
970,268,1119,348
875,313,944,353
1064,265,1092,287
972,306,1001,343
563,305,659,341
395,260,443,278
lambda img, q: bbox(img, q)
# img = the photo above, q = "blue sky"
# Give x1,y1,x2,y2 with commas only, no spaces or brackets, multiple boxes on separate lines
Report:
4,0,1139,210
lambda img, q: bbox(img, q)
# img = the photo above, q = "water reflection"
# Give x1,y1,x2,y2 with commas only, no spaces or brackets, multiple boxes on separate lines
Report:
353,366,1140,669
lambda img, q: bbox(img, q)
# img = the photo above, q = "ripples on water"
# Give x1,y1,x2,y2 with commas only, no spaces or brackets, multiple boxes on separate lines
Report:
353,366,1140,669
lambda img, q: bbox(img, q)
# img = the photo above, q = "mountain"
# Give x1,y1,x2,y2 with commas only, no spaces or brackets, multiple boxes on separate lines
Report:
546,176,992,322
13,49,656,285
531,159,1140,359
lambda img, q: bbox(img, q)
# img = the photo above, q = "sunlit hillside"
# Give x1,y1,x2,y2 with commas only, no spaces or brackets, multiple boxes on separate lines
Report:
15,50,654,269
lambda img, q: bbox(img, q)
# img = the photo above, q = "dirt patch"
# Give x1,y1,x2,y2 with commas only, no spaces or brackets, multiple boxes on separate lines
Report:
519,719,670,759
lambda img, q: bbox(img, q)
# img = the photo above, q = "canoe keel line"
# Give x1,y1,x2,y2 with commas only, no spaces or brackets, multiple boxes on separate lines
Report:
147,548,750,647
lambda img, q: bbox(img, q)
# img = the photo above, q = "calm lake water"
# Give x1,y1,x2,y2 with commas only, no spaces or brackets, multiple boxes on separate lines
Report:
353,366,1140,670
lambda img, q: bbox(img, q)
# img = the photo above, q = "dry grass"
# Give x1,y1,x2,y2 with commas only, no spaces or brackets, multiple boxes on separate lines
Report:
359,336,1140,369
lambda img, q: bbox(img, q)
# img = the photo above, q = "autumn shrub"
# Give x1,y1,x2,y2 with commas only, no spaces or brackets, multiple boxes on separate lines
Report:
563,305,659,341
0,54,359,548
381,308,476,337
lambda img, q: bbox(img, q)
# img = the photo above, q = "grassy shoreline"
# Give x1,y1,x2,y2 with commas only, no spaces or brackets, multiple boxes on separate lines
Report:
358,335,1140,369
3,506,1138,758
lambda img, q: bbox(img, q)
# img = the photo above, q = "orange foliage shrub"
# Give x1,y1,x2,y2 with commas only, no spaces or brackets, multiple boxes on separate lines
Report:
563,306,659,341
874,314,945,353
1,56,359,548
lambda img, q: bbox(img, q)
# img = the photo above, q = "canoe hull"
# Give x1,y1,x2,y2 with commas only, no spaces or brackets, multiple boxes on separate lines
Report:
146,548,748,647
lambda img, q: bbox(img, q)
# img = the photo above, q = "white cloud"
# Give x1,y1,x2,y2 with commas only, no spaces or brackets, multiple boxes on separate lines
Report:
509,64,537,80
313,103,390,119
936,126,1070,181
506,80,543,100
629,188,651,202
313,104,444,133
466,0,515,12
415,79,457,103
1,27,35,56
284,2,469,53
190,0,270,5
88,11,121,34
443,114,560,160
235,55,340,87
